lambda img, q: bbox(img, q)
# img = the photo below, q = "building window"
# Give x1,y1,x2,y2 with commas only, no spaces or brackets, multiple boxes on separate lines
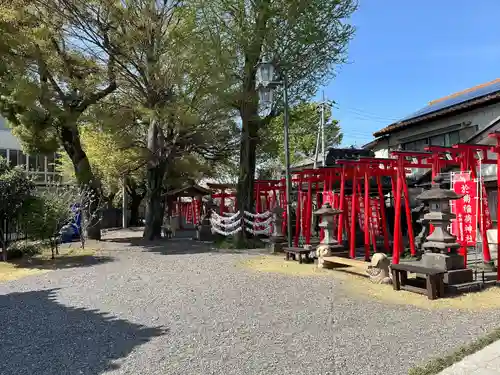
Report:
430,134,446,146
446,131,460,146
0,149,6,160
19,151,26,169
37,154,45,172
9,150,18,166
28,155,37,171
47,153,55,172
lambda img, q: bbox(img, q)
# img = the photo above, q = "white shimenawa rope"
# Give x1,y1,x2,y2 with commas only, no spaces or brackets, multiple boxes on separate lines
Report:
243,216,273,227
210,210,273,237
210,217,241,230
243,210,272,219
213,211,240,222
211,225,242,236
244,226,272,235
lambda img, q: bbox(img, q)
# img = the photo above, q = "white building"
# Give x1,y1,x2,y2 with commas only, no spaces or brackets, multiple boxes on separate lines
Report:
366,78,500,219
0,117,60,184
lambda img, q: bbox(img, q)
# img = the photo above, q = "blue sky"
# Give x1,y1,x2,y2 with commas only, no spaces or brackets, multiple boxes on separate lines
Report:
319,0,500,147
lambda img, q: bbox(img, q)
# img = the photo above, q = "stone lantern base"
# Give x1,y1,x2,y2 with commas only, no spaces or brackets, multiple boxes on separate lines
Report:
267,235,287,253
420,252,473,285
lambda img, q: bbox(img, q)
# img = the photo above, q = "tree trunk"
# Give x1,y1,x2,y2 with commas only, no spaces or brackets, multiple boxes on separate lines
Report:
129,194,143,227
235,106,259,247
60,121,101,240
143,164,165,240
143,119,167,240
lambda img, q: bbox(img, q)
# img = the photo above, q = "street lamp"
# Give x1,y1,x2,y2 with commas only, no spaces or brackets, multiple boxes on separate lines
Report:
256,57,293,247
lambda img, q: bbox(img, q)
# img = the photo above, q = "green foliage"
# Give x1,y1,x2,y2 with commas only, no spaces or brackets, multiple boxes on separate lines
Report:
22,185,77,258
6,241,42,260
259,101,342,167
0,157,35,259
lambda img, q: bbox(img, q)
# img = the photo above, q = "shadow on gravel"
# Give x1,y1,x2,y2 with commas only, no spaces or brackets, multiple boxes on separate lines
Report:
13,255,115,270
0,288,167,375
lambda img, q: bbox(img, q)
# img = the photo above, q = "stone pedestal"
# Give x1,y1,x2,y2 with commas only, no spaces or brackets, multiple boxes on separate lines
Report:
420,253,473,284
198,221,213,241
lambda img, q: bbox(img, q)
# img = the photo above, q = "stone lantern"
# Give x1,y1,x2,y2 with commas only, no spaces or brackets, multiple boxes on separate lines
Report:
268,206,287,253
416,175,472,284
314,202,344,268
197,199,217,241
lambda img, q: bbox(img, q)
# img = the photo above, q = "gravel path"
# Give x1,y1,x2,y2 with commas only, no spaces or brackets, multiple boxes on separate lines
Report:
1,229,500,375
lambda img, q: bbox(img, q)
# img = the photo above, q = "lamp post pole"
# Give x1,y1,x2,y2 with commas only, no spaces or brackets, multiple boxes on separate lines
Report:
283,74,292,247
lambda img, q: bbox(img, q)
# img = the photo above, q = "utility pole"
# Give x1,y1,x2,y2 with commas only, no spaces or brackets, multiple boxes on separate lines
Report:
283,74,293,247
313,117,321,169
321,91,326,167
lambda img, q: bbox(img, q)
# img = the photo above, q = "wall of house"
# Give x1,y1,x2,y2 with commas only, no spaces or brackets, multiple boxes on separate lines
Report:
0,116,61,185
385,101,500,149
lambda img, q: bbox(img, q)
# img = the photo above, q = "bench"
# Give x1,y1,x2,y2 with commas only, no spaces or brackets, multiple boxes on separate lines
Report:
283,247,314,264
391,263,445,300
322,255,366,268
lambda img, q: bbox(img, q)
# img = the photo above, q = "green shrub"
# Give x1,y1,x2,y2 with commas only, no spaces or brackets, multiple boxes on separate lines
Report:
6,241,42,259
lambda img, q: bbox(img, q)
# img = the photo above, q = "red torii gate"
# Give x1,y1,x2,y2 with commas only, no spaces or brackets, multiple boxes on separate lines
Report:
336,159,394,260
488,132,500,281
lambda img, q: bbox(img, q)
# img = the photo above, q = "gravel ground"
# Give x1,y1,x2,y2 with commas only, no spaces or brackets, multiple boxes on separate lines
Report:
1,228,500,375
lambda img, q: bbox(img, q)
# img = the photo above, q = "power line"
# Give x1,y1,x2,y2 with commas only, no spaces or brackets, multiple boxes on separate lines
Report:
333,104,400,122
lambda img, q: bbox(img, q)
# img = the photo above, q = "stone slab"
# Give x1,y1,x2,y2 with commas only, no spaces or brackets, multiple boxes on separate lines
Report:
444,268,473,285
421,253,465,270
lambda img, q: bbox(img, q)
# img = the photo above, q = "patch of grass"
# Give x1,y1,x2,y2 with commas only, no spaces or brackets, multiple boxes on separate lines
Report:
0,245,106,282
214,235,266,250
409,327,500,375
0,263,48,282
243,256,500,310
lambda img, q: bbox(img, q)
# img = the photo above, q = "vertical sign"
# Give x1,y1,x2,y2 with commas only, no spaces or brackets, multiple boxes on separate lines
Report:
370,198,381,236
358,196,365,230
452,179,477,246
481,179,493,231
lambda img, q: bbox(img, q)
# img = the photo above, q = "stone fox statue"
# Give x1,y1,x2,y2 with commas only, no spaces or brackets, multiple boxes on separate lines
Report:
366,253,392,284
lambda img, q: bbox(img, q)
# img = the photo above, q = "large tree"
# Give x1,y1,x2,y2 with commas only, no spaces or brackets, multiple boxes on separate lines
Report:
0,0,118,239
54,0,239,239
193,0,357,245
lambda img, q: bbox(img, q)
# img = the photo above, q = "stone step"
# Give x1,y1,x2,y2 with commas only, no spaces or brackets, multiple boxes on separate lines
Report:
446,281,484,294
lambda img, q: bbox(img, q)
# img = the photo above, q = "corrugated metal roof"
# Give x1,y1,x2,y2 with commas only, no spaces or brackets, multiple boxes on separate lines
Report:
373,79,500,137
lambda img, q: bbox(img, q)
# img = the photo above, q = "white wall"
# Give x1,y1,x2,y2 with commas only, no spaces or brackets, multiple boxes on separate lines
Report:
0,129,22,150
384,101,500,149
368,102,500,179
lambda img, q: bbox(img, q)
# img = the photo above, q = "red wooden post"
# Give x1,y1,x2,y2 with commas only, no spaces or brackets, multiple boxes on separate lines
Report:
376,175,390,251
220,189,226,215
349,167,358,259
363,166,371,260
338,165,346,242
392,163,403,264
401,173,416,256
305,174,313,245
491,133,500,281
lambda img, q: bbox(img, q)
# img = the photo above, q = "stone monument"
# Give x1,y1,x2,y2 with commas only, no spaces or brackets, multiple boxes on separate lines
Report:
197,199,217,241
416,175,473,285
268,206,287,253
314,202,344,268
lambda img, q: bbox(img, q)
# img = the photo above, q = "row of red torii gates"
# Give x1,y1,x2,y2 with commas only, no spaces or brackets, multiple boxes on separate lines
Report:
209,133,500,281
